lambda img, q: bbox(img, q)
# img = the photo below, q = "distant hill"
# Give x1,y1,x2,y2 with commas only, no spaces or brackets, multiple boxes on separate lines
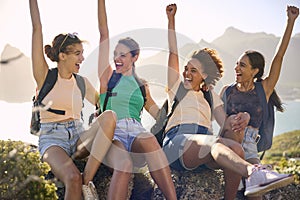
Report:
0,44,35,103
263,130,300,162
1,27,300,102
138,27,300,100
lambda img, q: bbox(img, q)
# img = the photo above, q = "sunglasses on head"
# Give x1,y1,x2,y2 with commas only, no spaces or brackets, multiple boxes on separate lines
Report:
59,32,78,53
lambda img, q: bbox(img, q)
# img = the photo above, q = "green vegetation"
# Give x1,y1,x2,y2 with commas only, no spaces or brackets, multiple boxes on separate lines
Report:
0,140,57,200
0,130,299,199
261,130,300,184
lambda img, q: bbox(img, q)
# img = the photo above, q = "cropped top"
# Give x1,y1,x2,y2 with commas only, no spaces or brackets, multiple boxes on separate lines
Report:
225,85,263,129
165,80,223,132
40,74,96,123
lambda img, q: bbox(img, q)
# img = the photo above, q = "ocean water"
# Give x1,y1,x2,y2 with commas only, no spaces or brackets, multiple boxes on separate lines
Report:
0,100,299,146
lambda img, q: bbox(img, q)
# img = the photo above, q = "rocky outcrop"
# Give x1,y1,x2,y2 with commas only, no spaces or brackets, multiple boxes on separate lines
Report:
47,161,299,200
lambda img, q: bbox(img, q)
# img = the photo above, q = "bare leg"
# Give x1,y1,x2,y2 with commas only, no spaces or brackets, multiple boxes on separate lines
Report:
182,135,253,200
43,146,82,200
105,141,133,200
74,110,116,185
131,133,177,200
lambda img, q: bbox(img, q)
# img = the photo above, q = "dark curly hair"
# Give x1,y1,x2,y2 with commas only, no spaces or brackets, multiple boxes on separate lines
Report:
191,48,224,86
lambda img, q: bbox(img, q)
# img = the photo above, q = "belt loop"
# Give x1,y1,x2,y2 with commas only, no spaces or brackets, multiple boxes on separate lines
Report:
255,134,261,143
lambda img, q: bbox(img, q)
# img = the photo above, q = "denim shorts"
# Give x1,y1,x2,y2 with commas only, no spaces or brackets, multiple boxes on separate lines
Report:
162,124,211,171
38,120,84,160
114,118,147,152
242,127,260,161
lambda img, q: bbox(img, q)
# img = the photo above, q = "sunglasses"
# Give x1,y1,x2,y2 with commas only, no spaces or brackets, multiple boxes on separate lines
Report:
59,32,78,53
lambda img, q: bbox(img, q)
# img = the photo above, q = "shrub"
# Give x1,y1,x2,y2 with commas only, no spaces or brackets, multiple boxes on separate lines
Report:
0,140,57,200
274,158,300,184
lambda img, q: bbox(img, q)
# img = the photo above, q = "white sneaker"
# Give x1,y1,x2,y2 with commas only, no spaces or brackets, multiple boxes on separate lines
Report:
82,181,99,200
244,164,294,197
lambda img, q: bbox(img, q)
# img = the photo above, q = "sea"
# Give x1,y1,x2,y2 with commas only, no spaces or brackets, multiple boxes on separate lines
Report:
0,100,300,146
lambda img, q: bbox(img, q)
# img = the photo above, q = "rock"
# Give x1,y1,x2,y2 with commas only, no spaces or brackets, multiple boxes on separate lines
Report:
153,168,225,200
47,162,299,200
46,160,133,200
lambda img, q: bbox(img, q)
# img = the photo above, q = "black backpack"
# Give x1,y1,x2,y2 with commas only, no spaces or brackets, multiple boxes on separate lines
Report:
30,68,85,135
223,82,275,153
151,82,213,146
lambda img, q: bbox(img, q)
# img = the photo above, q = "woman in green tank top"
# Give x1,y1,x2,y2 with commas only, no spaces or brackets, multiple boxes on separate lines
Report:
97,0,177,199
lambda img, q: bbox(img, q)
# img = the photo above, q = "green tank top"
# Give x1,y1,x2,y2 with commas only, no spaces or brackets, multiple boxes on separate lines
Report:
100,75,144,122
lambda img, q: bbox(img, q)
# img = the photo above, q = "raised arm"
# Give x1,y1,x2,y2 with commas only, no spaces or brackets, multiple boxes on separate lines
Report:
142,80,160,119
29,0,48,89
263,5,299,99
98,0,113,93
166,4,180,90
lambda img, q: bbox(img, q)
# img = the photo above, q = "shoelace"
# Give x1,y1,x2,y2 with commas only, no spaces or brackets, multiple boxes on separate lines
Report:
252,164,273,172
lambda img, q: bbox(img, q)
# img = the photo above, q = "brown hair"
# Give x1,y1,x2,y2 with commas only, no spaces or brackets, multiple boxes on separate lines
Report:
191,48,224,86
244,50,283,112
118,37,140,57
44,33,83,62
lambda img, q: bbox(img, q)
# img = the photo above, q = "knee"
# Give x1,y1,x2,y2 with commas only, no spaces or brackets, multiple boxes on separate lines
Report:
218,138,245,159
230,142,245,159
64,170,82,186
97,110,117,128
97,110,117,129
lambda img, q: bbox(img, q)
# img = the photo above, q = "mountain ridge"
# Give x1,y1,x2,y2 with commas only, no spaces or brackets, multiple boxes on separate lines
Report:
1,27,300,102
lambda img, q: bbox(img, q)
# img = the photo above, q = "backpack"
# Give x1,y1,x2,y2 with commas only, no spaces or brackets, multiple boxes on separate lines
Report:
223,82,275,153
151,82,213,146
100,70,146,112
30,68,86,135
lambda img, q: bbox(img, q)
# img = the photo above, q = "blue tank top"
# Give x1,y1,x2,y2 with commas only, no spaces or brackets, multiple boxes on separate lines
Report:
226,86,263,128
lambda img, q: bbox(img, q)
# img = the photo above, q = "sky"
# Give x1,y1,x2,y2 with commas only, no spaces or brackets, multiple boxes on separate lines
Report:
1,0,300,59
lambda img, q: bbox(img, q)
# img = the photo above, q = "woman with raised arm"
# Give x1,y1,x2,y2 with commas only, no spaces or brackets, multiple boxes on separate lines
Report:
163,3,294,199
220,5,299,199
29,0,116,199
97,0,176,199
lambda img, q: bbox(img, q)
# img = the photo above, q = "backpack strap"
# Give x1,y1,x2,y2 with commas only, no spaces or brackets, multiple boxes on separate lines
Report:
133,74,147,104
37,68,58,104
37,68,65,115
102,70,122,112
73,73,86,121
36,68,86,116
255,82,275,153
74,73,86,101
202,89,214,119
102,70,147,112
167,82,188,119
254,82,268,126
222,83,236,110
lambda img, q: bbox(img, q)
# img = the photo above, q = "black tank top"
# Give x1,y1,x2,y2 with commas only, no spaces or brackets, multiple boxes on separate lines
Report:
226,86,263,128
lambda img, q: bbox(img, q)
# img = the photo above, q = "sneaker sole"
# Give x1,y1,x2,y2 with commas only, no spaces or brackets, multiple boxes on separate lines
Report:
244,175,294,197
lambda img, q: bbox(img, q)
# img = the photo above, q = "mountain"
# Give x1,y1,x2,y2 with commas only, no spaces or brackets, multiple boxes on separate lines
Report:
211,27,300,85
1,27,300,102
137,27,300,100
0,44,35,103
